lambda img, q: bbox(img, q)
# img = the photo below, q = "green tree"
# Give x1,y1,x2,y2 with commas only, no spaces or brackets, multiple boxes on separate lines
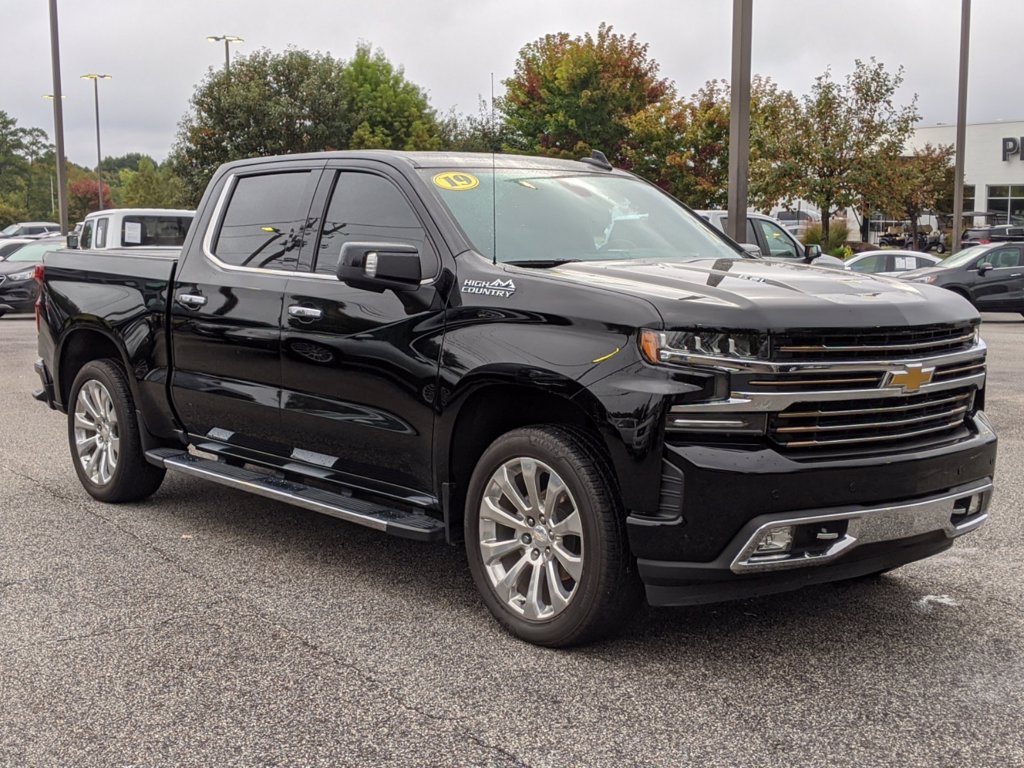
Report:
501,23,673,163
790,58,919,243
342,44,441,151
171,45,441,204
0,111,29,199
119,158,188,208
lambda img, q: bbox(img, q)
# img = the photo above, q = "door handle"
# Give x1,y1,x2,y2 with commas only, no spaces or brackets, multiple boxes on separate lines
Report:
288,305,323,320
176,293,207,309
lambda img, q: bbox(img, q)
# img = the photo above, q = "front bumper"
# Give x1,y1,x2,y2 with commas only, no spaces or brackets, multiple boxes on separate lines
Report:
629,412,997,605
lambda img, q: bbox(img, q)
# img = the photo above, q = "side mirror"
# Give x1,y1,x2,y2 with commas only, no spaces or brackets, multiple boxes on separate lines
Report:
740,242,762,257
804,243,822,261
67,233,79,249
977,262,993,275
336,241,422,293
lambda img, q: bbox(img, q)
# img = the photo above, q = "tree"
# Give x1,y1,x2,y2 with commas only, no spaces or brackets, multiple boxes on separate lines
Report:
789,59,919,244
501,23,673,164
171,45,441,204
620,76,801,210
119,158,188,208
0,111,29,199
893,144,954,249
68,178,113,223
342,44,441,151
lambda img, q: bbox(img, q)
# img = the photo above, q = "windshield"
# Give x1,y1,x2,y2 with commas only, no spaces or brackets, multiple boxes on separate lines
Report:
1,225,19,236
6,240,62,262
421,169,743,264
937,245,987,269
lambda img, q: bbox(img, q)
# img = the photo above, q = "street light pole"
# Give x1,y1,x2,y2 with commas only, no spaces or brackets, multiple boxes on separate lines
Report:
81,73,111,211
727,0,753,244
207,35,244,74
47,0,69,235
952,0,971,255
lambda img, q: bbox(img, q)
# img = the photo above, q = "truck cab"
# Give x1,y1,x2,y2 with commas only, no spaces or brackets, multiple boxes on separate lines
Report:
68,208,194,251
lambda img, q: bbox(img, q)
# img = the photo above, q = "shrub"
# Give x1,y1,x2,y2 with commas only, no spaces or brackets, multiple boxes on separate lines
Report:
802,221,849,253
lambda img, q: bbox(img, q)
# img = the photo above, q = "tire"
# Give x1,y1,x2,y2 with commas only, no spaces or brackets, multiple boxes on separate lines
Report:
67,360,165,503
464,425,642,647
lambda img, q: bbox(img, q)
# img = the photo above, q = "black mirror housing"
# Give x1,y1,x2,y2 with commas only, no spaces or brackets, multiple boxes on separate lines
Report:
67,233,80,249
804,243,822,261
977,262,993,274
336,242,422,292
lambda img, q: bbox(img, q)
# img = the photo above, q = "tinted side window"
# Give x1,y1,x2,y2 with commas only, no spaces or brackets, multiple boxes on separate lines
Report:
95,217,109,248
80,220,94,250
719,217,759,244
314,172,428,274
849,254,888,273
987,247,1022,268
123,216,193,247
214,171,314,270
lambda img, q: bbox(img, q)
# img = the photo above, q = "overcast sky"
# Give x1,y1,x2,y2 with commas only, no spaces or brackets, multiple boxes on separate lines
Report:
3,0,1020,168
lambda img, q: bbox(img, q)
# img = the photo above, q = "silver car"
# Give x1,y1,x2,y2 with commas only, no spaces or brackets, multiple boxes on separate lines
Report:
845,250,941,277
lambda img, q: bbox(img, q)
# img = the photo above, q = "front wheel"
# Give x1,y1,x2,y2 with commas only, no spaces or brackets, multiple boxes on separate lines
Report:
68,360,165,503
465,426,641,647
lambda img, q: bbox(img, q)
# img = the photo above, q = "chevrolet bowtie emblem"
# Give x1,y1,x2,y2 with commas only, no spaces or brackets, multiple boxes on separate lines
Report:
885,365,935,393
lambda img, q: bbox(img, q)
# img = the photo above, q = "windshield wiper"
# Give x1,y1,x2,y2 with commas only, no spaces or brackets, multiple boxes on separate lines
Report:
504,259,582,268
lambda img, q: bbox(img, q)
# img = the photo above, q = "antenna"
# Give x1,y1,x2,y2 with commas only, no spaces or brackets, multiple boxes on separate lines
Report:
490,72,497,265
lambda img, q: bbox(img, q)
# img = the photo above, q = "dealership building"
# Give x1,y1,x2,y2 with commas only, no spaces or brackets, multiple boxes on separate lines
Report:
909,119,1024,224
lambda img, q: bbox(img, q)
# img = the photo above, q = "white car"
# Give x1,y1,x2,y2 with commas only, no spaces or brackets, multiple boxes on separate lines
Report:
696,209,843,268
845,250,941,277
0,238,35,261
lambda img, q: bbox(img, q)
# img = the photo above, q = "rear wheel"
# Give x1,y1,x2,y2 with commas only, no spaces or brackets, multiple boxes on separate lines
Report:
465,426,641,647
68,360,165,503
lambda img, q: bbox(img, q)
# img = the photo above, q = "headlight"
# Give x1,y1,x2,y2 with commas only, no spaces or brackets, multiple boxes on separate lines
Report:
913,275,937,284
640,328,770,366
7,269,35,282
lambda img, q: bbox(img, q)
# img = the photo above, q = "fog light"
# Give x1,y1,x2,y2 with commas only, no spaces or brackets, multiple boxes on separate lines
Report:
753,526,794,555
968,494,983,516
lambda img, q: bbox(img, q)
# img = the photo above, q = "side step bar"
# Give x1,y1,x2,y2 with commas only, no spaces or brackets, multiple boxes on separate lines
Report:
145,448,445,542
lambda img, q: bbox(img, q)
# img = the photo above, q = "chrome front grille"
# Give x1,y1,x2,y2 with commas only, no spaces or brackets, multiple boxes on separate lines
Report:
769,387,975,450
773,323,977,361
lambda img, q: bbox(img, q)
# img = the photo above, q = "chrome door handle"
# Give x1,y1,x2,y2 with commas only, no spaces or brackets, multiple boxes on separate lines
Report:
288,305,323,320
177,293,207,308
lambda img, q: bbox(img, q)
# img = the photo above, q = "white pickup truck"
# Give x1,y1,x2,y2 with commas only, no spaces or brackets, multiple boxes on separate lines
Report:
69,208,194,250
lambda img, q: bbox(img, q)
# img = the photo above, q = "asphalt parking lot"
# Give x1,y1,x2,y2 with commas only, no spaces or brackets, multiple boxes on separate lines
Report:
1,314,1022,767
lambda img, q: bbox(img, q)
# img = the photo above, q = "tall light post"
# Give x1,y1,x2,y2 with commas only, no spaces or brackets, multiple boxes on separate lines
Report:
207,35,244,73
81,73,111,211
47,0,69,234
952,0,971,254
726,0,753,244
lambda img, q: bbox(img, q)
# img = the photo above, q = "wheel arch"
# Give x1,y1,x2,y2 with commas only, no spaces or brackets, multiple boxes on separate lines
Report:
438,375,617,540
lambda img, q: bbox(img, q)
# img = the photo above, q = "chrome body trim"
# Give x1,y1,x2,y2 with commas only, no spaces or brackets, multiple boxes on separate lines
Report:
668,341,986,375
730,480,993,573
669,371,985,413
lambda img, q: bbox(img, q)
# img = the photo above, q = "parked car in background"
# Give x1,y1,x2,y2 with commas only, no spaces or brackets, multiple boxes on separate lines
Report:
0,236,64,316
697,210,841,267
68,208,194,250
0,222,60,239
961,225,1024,248
0,238,34,260
772,209,818,238
900,242,1024,315
845,250,942,277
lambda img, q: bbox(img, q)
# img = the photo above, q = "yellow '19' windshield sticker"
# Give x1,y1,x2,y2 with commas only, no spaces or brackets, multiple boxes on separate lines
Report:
433,172,480,191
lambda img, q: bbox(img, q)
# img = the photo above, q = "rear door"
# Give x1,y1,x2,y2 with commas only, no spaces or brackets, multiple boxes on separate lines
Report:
169,161,323,452
278,162,448,497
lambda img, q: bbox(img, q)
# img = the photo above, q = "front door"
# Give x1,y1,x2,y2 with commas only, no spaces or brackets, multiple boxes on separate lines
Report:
971,245,1024,311
278,165,449,498
170,163,322,451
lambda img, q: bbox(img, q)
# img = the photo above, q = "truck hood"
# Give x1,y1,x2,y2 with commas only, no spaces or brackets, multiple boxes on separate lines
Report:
541,258,977,330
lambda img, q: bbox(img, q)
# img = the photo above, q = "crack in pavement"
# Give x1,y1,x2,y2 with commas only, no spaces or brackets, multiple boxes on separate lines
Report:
0,462,533,768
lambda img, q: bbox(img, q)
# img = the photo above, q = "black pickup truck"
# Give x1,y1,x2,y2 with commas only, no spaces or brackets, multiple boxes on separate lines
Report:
34,151,997,646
